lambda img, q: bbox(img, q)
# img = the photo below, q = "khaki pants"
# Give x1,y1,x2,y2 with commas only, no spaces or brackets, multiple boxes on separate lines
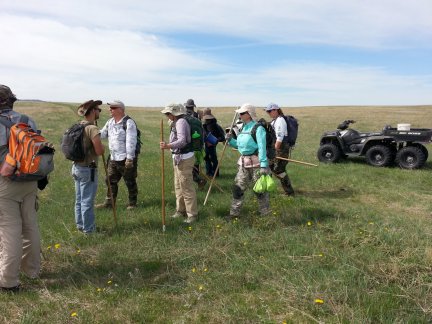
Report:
0,177,40,288
173,156,198,217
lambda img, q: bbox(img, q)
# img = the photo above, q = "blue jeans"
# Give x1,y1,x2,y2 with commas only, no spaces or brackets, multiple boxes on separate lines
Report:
72,164,98,233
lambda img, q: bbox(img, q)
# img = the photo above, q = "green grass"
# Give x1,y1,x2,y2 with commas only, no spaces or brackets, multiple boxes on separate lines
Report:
1,102,431,323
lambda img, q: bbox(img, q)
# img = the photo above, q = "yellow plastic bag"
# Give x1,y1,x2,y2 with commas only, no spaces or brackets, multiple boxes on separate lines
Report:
265,175,276,192
253,175,267,193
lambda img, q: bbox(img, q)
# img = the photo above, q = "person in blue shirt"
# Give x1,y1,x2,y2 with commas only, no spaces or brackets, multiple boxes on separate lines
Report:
225,103,271,221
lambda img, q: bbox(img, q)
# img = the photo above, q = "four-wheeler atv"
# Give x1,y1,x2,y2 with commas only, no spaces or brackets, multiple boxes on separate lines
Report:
317,120,432,169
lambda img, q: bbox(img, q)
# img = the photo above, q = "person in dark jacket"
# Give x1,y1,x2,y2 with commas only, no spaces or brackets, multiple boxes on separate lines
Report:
202,108,225,177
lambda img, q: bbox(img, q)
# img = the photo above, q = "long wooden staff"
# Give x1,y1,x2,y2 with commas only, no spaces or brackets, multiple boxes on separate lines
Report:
160,119,166,232
204,112,239,206
101,154,118,227
276,156,318,167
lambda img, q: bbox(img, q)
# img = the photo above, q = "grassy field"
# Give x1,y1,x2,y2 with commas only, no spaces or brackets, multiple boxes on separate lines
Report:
1,102,431,323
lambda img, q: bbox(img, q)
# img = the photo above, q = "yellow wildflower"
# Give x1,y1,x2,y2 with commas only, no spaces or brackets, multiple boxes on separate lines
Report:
192,268,196,273
198,285,204,291
107,280,112,285
54,243,61,249
188,226,192,231
71,312,77,317
314,298,324,304
46,246,52,250
307,221,312,226
204,268,208,272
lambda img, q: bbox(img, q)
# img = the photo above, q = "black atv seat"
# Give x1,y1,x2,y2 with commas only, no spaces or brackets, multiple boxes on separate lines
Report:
341,130,382,145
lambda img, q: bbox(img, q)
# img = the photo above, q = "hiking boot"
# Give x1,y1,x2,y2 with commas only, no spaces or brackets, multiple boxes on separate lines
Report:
198,179,207,190
183,216,197,224
171,211,187,219
0,285,20,293
95,202,112,209
224,214,239,222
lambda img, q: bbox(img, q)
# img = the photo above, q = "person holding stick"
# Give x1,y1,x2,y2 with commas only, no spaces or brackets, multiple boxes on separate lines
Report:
225,103,270,221
264,103,295,196
73,100,105,234
160,103,198,224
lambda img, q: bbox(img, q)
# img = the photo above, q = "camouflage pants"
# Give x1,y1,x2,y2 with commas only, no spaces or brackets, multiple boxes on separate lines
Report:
269,144,294,194
229,166,270,216
104,158,138,205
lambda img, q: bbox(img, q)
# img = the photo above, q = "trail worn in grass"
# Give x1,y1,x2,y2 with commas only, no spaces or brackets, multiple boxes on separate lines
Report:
1,102,431,323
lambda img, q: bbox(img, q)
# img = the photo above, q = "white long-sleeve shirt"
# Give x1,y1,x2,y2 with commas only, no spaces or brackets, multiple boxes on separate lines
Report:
271,116,288,143
100,116,138,161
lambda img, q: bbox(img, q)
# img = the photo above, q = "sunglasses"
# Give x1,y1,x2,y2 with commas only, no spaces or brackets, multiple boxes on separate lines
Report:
109,106,119,110
239,112,248,116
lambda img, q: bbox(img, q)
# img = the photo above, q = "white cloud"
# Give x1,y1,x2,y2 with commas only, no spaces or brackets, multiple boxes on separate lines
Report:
4,0,432,48
1,1,431,106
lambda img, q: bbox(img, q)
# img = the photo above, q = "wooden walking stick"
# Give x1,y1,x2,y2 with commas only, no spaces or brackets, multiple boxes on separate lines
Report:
160,119,166,232
276,156,318,167
204,112,239,206
102,153,118,227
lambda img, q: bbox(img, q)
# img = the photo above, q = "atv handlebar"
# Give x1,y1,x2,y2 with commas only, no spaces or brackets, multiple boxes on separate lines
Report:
337,119,356,130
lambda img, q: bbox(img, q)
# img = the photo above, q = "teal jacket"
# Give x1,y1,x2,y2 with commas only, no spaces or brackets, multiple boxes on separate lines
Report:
228,120,268,168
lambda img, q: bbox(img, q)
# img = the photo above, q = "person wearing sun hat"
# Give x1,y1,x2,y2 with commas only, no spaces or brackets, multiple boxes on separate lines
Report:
224,103,271,221
72,99,105,234
264,102,295,196
202,108,225,177
160,103,198,224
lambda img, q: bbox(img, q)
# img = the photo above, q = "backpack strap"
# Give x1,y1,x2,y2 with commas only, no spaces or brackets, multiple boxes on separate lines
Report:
122,115,131,131
0,115,14,129
250,121,265,143
0,113,30,129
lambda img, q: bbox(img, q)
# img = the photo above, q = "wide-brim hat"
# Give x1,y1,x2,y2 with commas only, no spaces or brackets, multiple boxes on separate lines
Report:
203,114,215,120
77,99,102,116
160,103,186,116
185,98,196,108
202,107,215,120
235,103,257,120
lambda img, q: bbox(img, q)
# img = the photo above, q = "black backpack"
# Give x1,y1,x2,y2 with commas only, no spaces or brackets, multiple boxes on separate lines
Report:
61,123,88,162
250,118,277,160
283,115,299,146
122,115,142,155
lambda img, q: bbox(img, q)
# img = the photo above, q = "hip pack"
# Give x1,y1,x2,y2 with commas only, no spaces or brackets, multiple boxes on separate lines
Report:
0,115,55,181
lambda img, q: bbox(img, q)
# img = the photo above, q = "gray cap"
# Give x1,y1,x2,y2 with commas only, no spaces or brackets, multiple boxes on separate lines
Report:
107,100,125,110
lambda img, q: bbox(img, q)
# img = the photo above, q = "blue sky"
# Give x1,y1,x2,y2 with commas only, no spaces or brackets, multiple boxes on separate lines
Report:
1,0,431,107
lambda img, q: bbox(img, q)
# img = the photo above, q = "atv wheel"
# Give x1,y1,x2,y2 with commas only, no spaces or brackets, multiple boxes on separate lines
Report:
412,144,429,162
365,145,394,167
317,143,342,163
395,146,426,169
